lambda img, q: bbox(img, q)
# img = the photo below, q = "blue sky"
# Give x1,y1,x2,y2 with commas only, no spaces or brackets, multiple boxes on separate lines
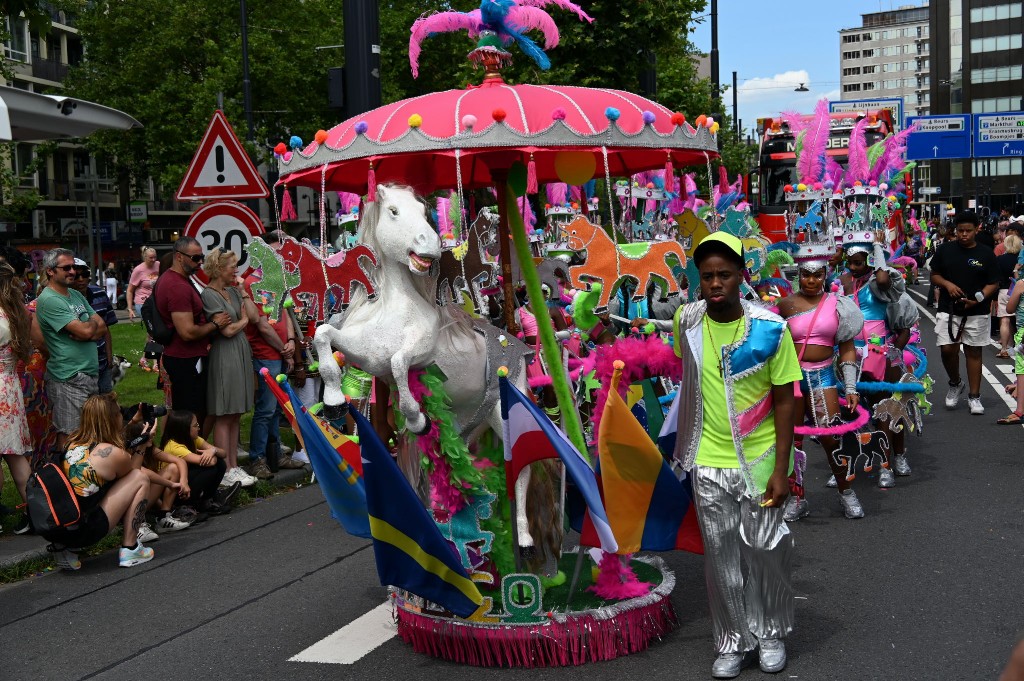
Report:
690,1,909,136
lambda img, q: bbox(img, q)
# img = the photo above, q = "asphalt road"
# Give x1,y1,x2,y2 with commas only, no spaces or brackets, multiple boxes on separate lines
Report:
3,280,1021,681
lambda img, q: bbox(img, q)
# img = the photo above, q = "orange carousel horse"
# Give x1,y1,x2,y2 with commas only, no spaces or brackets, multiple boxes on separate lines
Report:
563,216,686,312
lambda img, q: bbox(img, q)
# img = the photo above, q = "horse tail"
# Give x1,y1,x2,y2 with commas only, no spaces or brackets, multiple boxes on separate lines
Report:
524,458,564,572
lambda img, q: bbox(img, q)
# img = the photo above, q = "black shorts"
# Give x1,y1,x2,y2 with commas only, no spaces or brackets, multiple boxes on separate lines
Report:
163,355,208,421
47,494,111,549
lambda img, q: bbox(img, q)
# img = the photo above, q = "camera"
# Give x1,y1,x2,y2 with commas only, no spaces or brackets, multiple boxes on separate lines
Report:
121,402,168,423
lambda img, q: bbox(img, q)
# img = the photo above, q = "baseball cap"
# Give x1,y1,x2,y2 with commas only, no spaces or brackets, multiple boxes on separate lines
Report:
693,232,745,268
73,258,89,269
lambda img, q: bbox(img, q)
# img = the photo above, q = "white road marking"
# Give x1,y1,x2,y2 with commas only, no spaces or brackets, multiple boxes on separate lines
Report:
289,601,396,665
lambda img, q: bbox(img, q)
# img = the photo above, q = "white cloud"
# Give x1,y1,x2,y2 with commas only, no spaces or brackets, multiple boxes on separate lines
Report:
731,70,840,136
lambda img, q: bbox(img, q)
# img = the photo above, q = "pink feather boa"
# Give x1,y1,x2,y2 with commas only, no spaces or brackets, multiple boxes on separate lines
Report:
793,400,870,436
588,552,653,600
408,370,466,515
590,335,682,436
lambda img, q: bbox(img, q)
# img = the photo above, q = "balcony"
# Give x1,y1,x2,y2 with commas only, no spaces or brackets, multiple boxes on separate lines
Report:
31,57,68,83
37,180,120,204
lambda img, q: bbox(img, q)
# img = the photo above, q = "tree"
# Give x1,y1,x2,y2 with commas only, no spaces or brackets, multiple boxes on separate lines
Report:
64,0,340,195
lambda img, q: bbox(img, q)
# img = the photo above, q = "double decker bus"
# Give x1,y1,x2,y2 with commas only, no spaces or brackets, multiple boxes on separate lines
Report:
750,108,896,243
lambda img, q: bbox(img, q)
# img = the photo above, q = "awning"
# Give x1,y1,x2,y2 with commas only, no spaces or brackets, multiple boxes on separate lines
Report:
0,85,141,142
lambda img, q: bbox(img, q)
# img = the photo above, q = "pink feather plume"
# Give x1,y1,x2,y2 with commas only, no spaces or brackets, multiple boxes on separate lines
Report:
717,165,730,195
587,552,653,599
682,173,699,211
409,10,481,79
507,6,560,48
869,124,916,183
517,0,594,24
337,191,360,214
547,182,568,206
844,118,870,187
590,335,681,436
796,98,830,184
824,156,845,188
569,184,583,203
436,195,452,234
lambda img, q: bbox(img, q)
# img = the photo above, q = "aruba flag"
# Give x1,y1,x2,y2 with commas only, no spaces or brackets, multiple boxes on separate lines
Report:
499,375,618,554
352,409,484,618
275,375,370,538
583,361,703,554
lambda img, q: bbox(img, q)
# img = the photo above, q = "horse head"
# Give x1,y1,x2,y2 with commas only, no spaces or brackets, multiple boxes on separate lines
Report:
361,184,439,277
563,216,599,251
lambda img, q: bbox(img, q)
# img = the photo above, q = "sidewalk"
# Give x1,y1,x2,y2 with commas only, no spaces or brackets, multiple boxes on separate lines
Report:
0,464,311,570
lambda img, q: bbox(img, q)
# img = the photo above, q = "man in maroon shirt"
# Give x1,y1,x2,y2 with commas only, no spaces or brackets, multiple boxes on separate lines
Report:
156,237,230,425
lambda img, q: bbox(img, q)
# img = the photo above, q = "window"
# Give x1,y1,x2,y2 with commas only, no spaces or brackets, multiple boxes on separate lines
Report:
883,62,898,72
843,83,862,93
11,144,37,188
883,79,900,89
843,67,862,76
903,61,915,71
843,50,861,60
843,34,860,43
972,159,1024,176
970,65,1023,83
970,3,1022,22
971,96,1024,113
863,65,876,74
971,35,1023,52
3,17,28,62
862,48,875,57
862,32,874,41
918,76,930,87
863,82,875,91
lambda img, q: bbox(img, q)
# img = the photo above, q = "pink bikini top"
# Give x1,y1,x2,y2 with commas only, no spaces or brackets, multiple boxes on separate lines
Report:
787,294,839,347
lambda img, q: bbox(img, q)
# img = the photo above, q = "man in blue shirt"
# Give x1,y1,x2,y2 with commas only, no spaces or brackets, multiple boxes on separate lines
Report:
72,259,118,394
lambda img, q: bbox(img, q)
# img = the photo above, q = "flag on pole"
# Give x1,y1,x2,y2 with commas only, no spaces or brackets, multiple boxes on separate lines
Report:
352,409,484,618
499,375,618,554
278,376,370,538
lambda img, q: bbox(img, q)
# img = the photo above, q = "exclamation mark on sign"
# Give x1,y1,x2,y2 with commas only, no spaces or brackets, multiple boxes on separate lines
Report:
215,145,225,184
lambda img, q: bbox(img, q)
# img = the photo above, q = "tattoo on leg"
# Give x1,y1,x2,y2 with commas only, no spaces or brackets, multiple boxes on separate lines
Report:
131,499,148,537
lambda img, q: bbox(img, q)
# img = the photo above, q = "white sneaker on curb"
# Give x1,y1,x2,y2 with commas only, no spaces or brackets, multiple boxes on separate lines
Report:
219,467,240,487
945,381,966,409
157,513,191,532
229,467,257,487
291,449,309,464
968,395,984,415
137,522,159,543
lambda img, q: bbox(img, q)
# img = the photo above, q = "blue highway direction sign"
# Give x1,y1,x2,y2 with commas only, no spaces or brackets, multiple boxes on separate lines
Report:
906,115,972,160
974,112,1024,158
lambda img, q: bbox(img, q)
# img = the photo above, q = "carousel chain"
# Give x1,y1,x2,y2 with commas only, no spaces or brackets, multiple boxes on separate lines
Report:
318,164,330,291
602,146,617,232
455,148,468,292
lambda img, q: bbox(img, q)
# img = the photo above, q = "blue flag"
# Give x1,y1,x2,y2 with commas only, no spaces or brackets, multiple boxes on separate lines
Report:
280,380,370,538
353,410,484,618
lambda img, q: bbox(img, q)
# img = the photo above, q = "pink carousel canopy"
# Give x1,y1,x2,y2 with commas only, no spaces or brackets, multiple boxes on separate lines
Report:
277,77,719,194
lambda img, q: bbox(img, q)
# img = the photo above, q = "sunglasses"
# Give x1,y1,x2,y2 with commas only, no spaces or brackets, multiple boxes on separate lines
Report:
178,252,204,263
54,264,76,272
74,270,91,279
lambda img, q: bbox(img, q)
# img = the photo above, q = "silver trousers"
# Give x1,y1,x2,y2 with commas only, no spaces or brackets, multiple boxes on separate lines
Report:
692,465,795,654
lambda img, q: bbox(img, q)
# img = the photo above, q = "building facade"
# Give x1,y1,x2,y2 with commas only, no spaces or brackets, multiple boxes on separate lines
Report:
930,0,1024,212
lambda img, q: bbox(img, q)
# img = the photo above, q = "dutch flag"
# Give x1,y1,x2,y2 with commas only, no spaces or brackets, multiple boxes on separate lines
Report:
499,376,618,554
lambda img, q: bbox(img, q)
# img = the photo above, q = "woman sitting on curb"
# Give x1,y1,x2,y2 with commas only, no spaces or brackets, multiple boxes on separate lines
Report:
48,394,173,570
159,410,239,516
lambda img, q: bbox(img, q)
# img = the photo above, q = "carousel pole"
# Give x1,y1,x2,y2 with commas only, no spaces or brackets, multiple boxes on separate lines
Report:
493,173,519,334
504,189,589,459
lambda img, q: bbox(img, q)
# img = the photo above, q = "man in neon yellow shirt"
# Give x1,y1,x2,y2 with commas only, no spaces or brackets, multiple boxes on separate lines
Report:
669,233,801,679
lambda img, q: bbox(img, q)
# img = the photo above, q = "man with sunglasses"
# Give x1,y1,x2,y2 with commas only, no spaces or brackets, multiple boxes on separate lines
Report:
35,248,108,448
155,237,231,427
70,259,118,394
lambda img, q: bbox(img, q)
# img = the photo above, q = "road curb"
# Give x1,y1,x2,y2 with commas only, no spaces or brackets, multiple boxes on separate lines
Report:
0,464,312,571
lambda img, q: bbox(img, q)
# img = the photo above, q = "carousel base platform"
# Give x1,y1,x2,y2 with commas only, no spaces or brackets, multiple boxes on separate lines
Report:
393,553,677,667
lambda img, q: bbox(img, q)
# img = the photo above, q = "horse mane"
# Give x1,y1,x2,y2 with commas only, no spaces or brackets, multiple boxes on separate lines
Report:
347,184,474,342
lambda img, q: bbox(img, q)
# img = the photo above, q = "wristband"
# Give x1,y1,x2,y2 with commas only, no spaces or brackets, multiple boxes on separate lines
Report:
840,361,859,396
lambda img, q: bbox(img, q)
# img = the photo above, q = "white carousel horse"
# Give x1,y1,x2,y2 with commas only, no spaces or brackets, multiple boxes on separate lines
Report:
311,185,553,559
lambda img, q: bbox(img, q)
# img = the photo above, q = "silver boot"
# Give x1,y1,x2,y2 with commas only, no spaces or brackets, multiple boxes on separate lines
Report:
878,467,895,488
893,453,911,476
838,488,865,518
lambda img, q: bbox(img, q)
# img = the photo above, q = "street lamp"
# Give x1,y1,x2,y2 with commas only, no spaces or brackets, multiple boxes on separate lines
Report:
794,83,809,92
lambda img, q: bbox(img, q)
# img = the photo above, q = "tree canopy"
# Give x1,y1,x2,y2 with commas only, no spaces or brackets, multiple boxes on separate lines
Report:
64,0,751,196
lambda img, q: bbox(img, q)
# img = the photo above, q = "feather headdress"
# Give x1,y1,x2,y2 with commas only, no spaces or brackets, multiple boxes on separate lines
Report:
844,118,871,187
547,182,568,206
794,99,831,185
409,0,593,78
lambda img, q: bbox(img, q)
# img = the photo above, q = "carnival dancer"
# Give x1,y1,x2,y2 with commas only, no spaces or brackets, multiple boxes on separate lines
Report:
777,243,866,520
666,232,801,678
839,224,911,484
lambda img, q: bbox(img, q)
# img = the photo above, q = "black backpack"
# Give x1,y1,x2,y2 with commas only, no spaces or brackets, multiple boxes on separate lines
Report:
26,463,82,538
141,276,175,346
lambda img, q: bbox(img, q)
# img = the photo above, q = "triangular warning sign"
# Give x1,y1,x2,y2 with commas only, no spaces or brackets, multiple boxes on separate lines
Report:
177,110,269,201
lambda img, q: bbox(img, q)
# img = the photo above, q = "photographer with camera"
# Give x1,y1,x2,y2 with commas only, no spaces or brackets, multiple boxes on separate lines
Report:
930,211,1001,414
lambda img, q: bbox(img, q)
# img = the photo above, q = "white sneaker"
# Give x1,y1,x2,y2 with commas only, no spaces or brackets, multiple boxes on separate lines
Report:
156,513,191,532
968,396,984,415
945,381,966,409
219,467,240,487
291,449,309,464
280,443,294,456
229,467,257,488
137,522,159,543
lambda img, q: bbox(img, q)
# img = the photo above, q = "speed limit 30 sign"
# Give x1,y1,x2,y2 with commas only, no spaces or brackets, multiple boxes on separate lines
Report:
183,200,265,276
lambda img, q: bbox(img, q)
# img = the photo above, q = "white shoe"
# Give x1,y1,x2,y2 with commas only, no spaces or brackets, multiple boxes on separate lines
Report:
229,467,257,487
156,513,191,532
137,522,159,543
219,467,240,487
968,396,984,415
291,449,309,464
945,381,965,409
280,443,294,456
825,474,837,488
